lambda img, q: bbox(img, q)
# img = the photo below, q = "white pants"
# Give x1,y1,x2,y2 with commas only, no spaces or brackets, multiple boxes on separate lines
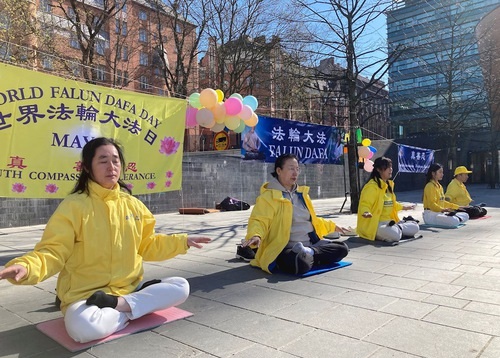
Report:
422,210,469,228
376,220,420,242
64,277,189,343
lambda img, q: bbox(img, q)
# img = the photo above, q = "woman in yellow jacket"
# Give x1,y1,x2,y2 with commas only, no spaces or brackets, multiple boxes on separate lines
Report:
423,163,469,227
357,157,419,242
241,154,349,274
0,138,211,343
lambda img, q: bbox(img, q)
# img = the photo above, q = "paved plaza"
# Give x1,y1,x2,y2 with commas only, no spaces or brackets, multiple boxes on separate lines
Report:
1,184,500,358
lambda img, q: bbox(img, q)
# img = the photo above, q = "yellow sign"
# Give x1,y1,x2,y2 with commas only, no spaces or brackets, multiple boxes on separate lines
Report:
214,131,229,150
0,63,187,198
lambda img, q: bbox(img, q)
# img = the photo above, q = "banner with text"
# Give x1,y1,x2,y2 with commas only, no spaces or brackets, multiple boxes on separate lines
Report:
241,115,344,164
0,63,186,198
397,144,434,173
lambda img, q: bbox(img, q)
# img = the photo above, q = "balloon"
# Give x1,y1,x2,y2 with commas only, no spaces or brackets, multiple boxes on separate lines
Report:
212,103,227,123
367,151,374,159
244,112,259,127
368,146,377,153
233,121,246,133
211,122,226,132
355,128,362,143
215,89,224,103
185,106,198,127
229,93,243,101
224,97,243,116
364,159,374,172
225,116,241,130
362,138,371,147
238,104,253,121
242,95,258,111
189,92,202,109
196,108,215,128
358,146,371,158
199,88,218,109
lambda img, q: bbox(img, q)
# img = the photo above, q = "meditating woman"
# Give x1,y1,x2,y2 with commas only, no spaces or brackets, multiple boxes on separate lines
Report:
423,163,469,227
0,137,211,343
241,153,349,275
357,157,420,243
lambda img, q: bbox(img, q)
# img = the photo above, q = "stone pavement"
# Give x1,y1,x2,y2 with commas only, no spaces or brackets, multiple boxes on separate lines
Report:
1,184,500,358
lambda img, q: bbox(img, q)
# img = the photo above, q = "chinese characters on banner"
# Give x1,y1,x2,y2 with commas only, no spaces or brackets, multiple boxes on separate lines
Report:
241,115,344,164
397,144,435,173
0,63,186,198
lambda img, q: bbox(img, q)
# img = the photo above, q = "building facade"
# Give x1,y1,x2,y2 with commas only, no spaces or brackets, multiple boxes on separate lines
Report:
0,0,198,96
387,0,499,138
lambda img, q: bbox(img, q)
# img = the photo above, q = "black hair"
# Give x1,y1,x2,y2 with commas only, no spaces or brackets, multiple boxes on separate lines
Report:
369,157,393,193
425,163,443,183
271,153,299,178
71,137,132,195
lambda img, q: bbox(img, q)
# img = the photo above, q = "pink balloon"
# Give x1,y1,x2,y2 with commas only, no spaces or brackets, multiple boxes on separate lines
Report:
364,159,374,172
238,104,253,121
224,97,243,116
367,151,374,159
185,106,198,127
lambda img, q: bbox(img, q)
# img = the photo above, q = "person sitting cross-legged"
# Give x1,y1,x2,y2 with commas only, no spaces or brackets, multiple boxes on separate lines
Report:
423,163,469,227
241,153,349,275
357,157,420,243
445,166,487,219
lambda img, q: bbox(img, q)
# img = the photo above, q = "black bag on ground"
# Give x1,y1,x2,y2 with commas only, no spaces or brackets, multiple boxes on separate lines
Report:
458,205,487,219
217,197,250,211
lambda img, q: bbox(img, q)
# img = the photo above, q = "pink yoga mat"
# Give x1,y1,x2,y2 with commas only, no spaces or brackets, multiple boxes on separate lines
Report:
36,306,193,352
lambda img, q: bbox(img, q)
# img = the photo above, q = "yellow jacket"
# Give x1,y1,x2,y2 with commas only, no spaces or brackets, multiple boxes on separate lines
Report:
6,181,188,314
423,180,459,212
245,182,336,274
445,178,472,206
357,179,402,241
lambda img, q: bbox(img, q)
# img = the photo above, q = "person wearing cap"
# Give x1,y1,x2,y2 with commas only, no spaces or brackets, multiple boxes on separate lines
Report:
445,166,487,218
423,163,469,227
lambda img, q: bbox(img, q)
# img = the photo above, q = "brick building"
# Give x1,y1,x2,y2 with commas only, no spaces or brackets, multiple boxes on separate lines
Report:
0,0,198,96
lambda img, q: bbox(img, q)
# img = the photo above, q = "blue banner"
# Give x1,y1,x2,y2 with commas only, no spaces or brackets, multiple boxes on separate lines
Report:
241,115,344,164
397,144,434,173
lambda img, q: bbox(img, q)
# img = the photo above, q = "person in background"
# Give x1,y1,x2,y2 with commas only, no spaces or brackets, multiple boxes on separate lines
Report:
445,166,487,218
0,137,211,343
240,153,349,274
423,163,469,227
242,126,265,160
357,157,420,243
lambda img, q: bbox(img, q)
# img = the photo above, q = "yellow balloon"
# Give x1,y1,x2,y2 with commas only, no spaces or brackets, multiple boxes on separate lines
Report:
199,88,218,109
244,112,258,127
215,89,224,103
212,102,227,123
362,138,371,147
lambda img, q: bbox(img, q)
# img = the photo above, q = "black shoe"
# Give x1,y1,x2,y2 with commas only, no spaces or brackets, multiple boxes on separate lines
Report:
236,245,255,262
403,216,420,223
388,220,396,227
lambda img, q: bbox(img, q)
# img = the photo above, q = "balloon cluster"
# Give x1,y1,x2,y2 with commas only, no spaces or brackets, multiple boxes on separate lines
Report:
185,88,259,133
358,138,377,172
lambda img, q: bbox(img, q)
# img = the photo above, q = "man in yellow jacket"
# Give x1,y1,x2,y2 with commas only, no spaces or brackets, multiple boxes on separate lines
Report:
445,166,487,218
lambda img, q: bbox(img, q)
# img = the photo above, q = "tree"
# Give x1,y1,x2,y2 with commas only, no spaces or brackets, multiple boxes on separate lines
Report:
0,0,57,68
291,0,405,212
202,0,286,97
391,4,489,169
148,0,207,98
476,12,500,188
53,0,126,84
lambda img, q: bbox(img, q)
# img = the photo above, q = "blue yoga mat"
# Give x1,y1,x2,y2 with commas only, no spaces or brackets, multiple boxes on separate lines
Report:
272,260,352,277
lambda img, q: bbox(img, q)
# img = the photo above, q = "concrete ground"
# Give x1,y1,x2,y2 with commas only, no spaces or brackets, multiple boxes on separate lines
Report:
1,184,500,358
